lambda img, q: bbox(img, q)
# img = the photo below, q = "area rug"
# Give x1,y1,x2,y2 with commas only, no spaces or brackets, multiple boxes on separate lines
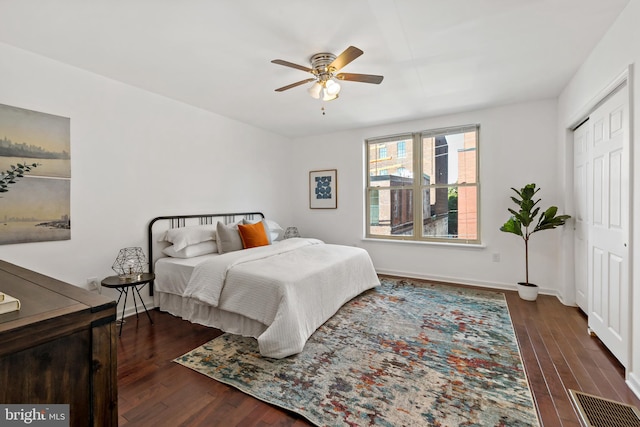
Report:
175,277,539,426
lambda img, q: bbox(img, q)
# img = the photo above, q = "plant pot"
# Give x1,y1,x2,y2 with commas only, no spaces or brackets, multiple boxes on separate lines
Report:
516,282,539,301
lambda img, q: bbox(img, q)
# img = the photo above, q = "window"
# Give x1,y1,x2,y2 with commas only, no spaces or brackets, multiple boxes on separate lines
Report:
396,167,409,177
379,145,388,158
397,141,406,158
365,125,479,243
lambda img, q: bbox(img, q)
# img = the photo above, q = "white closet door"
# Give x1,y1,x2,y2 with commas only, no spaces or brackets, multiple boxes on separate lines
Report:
573,122,589,313
587,86,630,368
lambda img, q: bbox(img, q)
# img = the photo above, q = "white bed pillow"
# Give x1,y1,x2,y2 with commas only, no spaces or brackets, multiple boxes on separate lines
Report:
162,241,218,258
216,222,244,254
244,218,285,241
160,224,217,251
266,219,284,241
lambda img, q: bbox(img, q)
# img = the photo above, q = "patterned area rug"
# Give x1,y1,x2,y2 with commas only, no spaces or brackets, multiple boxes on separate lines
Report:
175,277,539,426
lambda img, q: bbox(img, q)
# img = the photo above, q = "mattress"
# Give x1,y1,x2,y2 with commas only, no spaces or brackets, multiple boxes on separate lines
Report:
154,254,217,296
154,254,269,338
154,238,380,358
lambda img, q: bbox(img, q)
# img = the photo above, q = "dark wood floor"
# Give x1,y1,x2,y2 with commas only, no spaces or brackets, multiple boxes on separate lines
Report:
117,283,640,426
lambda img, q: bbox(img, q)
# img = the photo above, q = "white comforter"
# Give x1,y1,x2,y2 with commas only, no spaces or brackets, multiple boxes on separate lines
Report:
183,238,380,358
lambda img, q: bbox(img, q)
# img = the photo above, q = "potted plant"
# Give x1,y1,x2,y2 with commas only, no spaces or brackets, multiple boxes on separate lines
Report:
500,183,571,301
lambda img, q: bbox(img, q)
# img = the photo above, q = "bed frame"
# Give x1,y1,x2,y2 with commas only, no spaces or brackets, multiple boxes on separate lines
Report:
147,212,265,295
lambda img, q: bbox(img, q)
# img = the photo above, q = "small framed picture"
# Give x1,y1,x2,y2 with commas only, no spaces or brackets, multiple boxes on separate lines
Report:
309,169,337,209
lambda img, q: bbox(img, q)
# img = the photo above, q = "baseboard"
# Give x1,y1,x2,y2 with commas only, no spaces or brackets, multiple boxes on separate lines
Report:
119,301,156,320
375,268,562,299
554,293,577,307
627,371,640,400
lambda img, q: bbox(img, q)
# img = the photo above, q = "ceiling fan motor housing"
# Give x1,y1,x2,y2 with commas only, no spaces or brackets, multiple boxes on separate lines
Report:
310,53,337,81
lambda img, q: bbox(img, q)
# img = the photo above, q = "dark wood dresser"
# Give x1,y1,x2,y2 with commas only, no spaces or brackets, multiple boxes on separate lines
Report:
0,260,118,426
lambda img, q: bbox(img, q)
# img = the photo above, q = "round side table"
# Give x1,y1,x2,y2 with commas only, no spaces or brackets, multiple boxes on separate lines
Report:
101,272,155,336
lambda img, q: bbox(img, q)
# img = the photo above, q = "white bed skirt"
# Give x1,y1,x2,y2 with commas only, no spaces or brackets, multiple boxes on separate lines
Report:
154,291,268,339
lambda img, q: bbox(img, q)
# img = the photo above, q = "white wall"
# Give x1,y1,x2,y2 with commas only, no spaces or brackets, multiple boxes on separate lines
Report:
0,42,293,310
291,99,566,294
556,0,640,399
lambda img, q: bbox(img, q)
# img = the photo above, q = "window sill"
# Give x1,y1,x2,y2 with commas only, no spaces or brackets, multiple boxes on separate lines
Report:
362,237,486,249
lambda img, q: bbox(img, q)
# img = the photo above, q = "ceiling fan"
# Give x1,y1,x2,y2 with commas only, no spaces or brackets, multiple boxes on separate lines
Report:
271,46,384,101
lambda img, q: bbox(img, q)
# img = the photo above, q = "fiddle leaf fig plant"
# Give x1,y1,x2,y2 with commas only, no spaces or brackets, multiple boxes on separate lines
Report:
500,183,571,286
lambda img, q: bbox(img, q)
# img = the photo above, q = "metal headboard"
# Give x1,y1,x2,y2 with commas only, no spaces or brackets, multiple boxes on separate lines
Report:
147,212,265,295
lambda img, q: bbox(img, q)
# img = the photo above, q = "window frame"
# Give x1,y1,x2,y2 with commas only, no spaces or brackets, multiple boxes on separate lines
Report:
365,124,480,244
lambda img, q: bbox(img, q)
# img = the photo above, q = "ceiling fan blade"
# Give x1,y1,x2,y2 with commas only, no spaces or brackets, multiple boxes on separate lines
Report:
329,46,363,72
336,73,384,84
275,78,316,92
271,59,313,73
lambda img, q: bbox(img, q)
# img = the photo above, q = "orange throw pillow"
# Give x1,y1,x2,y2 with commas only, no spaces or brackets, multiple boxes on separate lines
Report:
238,221,270,249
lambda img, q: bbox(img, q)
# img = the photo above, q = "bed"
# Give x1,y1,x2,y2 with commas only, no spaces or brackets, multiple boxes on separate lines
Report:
148,212,380,358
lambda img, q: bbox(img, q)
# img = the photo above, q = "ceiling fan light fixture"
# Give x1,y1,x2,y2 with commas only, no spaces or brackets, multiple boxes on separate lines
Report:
308,81,322,99
322,90,339,102
324,79,341,96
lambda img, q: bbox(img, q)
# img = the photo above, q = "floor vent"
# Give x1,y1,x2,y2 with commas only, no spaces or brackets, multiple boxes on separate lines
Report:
569,389,640,427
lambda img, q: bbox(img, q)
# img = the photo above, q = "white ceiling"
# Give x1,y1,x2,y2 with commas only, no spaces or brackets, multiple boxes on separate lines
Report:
0,0,630,138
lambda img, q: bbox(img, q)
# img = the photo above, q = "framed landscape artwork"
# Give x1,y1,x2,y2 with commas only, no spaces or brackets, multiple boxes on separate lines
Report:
0,103,71,245
309,169,337,209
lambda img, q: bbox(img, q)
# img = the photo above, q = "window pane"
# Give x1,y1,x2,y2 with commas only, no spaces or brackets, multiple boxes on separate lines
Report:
422,186,451,238
422,185,477,240
422,130,477,185
368,139,413,183
456,185,478,240
368,188,414,237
